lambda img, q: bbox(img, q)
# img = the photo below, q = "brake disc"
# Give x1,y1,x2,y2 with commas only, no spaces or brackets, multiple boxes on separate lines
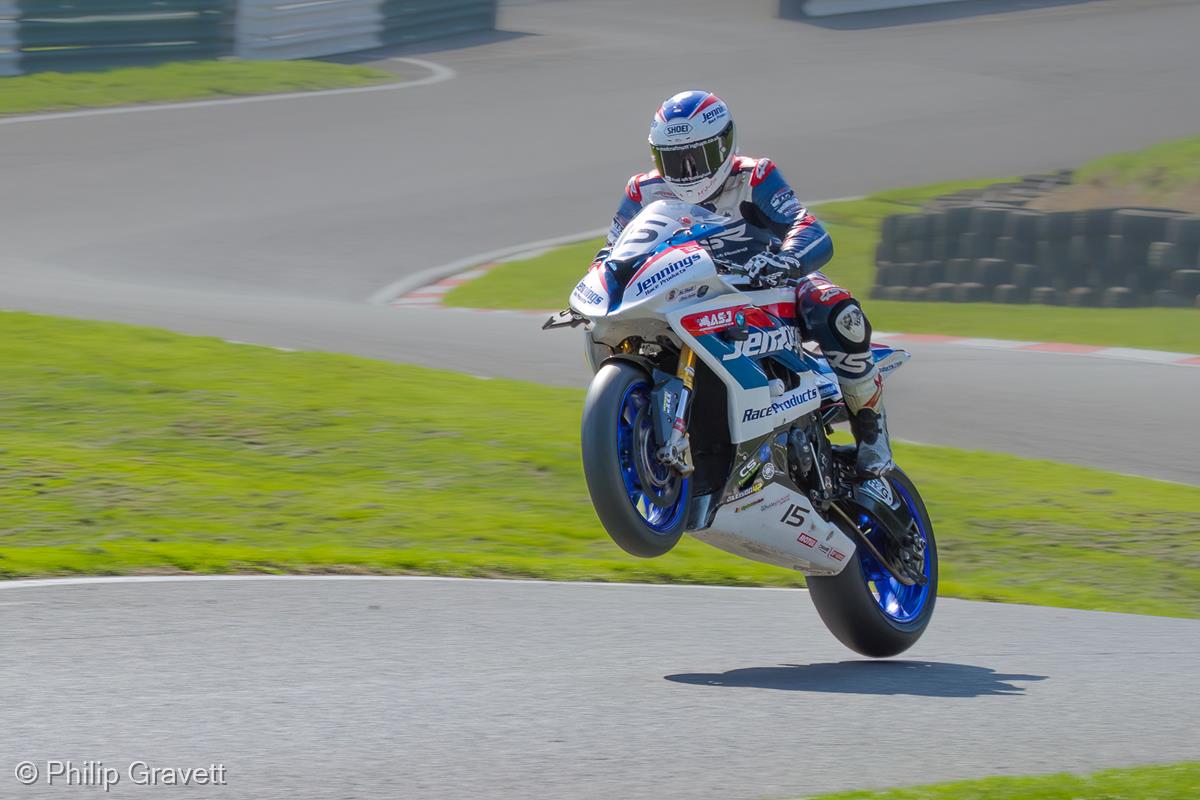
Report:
633,401,682,507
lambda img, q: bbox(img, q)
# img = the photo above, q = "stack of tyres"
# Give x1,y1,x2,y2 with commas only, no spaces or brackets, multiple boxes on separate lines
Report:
871,182,1200,308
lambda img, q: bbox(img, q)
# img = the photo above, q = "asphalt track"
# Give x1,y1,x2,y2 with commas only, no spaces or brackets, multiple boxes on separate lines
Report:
2,576,1198,799
3,3,1200,797
4,0,1200,481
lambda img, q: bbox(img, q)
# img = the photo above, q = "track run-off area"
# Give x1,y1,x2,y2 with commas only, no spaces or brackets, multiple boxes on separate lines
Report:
2,1,1199,798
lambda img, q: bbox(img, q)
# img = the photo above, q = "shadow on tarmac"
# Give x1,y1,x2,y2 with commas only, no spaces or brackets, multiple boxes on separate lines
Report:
665,660,1048,697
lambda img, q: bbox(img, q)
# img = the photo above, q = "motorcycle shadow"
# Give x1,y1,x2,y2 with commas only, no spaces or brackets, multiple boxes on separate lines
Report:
664,661,1046,698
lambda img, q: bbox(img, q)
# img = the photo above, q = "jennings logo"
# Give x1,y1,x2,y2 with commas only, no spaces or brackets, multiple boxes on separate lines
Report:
742,386,819,422
663,122,692,136
701,105,727,124
722,326,796,361
634,253,701,296
572,280,605,306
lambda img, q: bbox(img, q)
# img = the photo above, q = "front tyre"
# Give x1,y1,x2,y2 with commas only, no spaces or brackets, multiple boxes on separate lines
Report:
806,468,938,658
581,361,691,558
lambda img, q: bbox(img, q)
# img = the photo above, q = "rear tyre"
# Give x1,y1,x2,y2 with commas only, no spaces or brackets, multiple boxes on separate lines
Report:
581,361,691,557
807,469,938,658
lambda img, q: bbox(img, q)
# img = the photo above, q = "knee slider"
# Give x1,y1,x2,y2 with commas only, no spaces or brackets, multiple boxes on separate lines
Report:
829,299,871,351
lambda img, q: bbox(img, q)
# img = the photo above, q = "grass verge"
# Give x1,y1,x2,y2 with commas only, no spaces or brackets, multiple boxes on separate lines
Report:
809,762,1200,800
3,312,1198,617
0,60,396,115
442,177,1200,352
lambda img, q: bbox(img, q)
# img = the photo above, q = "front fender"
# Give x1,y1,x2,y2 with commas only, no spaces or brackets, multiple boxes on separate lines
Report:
598,352,657,376
583,330,613,374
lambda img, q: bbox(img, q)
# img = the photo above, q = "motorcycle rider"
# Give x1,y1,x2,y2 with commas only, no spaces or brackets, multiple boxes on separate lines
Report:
592,90,893,476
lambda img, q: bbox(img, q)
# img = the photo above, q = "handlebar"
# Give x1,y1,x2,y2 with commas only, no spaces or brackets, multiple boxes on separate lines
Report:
714,257,796,289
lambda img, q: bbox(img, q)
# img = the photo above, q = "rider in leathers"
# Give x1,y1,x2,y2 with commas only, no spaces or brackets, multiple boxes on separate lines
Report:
592,90,893,476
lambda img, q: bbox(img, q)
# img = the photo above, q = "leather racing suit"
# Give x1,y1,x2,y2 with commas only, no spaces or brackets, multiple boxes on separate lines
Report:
592,155,892,475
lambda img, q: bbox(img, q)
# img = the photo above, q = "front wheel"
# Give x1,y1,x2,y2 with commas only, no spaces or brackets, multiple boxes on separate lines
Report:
806,468,938,658
581,361,691,558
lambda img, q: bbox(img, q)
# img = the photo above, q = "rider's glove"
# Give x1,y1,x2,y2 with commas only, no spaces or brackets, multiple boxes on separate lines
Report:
744,251,801,286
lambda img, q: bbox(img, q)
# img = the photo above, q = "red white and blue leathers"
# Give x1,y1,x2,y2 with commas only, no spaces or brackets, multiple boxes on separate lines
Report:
598,156,833,273
595,154,893,475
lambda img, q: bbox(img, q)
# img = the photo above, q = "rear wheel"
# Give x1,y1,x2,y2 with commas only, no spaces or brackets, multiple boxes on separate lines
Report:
581,361,690,557
807,468,937,657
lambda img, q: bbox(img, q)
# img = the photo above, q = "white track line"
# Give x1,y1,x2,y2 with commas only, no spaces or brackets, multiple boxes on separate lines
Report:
368,226,610,305
0,57,456,128
0,574,805,593
370,195,868,305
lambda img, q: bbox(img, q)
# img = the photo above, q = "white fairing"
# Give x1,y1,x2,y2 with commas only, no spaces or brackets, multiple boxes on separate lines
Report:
666,286,822,444
571,200,907,576
692,482,857,575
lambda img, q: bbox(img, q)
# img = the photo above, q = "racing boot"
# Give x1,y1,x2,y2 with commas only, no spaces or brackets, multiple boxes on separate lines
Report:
842,371,894,477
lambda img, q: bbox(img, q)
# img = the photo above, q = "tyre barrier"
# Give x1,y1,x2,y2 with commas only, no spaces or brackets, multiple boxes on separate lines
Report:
871,176,1200,308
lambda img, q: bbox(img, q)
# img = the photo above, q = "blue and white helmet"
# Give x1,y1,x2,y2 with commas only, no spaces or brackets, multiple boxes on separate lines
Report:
648,90,737,205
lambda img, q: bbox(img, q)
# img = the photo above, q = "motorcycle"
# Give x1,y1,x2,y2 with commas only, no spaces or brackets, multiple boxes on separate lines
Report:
544,199,936,657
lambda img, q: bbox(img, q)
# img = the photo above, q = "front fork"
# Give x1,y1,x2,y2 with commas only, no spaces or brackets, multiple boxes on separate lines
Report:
655,345,696,476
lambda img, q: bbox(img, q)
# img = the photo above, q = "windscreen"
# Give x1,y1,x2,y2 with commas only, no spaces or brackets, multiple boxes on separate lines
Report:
609,200,727,262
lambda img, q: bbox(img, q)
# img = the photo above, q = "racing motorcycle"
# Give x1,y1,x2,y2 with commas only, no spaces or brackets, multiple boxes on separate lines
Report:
544,199,936,657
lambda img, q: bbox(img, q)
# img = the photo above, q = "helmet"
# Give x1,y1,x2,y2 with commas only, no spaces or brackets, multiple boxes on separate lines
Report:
648,90,737,205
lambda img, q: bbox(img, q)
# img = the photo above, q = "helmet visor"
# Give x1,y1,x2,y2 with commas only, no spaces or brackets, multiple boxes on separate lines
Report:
652,123,734,184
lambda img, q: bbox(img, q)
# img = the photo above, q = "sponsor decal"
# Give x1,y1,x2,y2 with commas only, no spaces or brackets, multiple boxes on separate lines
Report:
722,480,764,506
770,188,801,217
722,326,797,361
761,495,789,512
701,104,727,124
735,497,764,513
687,308,736,334
797,532,817,548
864,478,895,506
664,122,693,136
633,250,702,297
742,386,820,423
829,548,846,562
761,462,776,481
737,457,762,483
571,280,605,306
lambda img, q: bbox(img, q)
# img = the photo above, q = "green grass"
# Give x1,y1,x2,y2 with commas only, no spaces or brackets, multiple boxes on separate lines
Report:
442,177,1200,352
809,763,1200,800
2,312,1198,617
1075,135,1200,194
0,60,396,115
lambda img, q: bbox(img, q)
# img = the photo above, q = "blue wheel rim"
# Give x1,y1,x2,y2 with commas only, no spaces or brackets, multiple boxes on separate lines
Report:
615,380,689,533
855,480,932,623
